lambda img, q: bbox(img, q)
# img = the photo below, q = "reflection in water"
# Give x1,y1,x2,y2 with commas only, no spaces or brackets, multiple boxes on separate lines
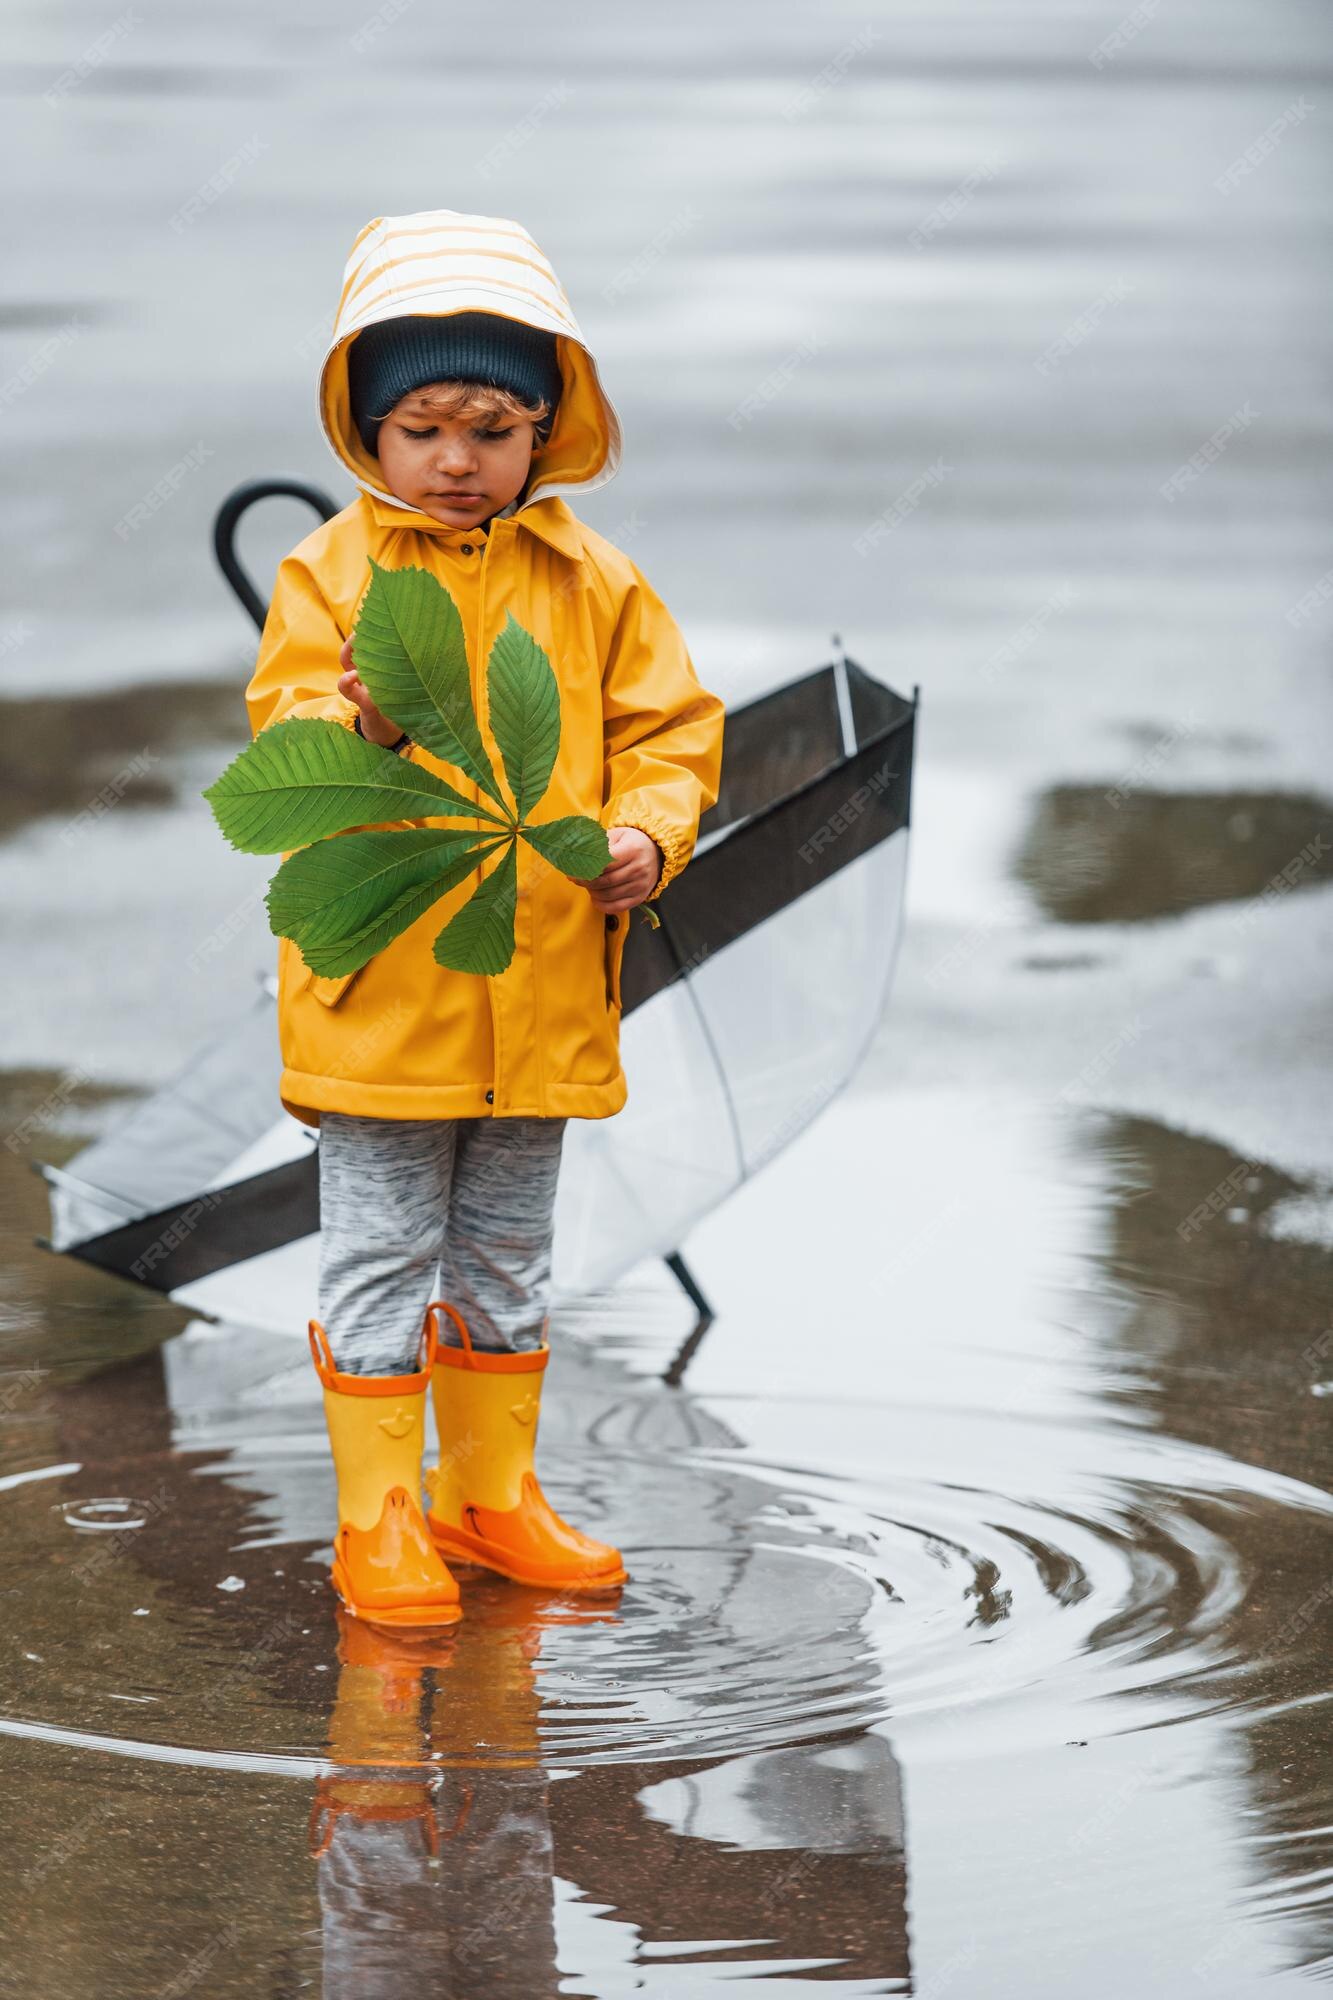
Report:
311,1606,562,1996
311,1602,909,1992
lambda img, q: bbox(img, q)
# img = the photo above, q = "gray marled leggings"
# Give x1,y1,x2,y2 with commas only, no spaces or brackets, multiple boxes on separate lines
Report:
316,1112,568,1375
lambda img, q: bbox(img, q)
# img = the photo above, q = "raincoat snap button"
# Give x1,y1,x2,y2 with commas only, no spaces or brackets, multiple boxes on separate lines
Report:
460,543,474,554
485,1090,494,1104
605,914,618,931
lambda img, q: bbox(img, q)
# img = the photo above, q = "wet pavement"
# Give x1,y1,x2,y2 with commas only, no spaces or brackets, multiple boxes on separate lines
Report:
3,0,1333,1992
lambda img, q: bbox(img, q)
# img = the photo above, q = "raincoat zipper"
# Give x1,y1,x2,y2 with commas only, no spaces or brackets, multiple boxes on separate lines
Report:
475,527,503,1113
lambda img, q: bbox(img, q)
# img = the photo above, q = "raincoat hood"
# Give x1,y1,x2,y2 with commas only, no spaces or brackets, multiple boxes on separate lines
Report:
318,207,623,513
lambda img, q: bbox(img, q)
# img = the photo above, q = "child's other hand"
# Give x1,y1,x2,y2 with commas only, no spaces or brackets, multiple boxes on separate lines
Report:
587,827,663,913
338,633,406,747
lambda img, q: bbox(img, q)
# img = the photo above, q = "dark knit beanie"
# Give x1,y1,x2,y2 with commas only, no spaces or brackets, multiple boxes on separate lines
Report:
347,311,563,455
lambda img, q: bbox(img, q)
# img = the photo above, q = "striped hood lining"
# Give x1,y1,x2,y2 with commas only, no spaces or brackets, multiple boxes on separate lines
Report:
318,208,623,511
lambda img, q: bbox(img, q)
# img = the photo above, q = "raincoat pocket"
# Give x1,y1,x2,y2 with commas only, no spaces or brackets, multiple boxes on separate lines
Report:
281,936,365,1010
604,913,627,1013
306,967,364,1008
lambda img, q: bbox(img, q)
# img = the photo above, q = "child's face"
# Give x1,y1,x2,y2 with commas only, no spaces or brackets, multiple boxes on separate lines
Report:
375,388,538,528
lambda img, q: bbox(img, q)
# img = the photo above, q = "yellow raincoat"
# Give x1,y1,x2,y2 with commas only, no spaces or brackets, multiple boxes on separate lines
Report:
244,208,725,1129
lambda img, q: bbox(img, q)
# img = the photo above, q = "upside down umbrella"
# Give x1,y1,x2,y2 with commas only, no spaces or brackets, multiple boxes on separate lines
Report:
33,482,917,1377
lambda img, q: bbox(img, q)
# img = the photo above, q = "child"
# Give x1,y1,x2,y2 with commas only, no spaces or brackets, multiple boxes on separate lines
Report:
245,208,725,1629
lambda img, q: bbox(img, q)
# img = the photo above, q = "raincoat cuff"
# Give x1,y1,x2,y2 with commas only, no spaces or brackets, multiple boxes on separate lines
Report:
353,712,412,754
605,812,688,901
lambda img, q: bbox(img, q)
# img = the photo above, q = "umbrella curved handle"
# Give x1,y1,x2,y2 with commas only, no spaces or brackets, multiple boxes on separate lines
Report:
212,478,342,633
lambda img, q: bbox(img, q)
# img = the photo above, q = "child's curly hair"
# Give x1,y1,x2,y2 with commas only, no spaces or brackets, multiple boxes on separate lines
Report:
378,380,555,446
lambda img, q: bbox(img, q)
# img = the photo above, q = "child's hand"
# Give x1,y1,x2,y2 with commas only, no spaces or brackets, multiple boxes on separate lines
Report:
587,827,663,913
337,633,407,747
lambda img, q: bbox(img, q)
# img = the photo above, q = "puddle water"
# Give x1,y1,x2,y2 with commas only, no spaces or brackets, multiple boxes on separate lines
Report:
1016,787,1333,926
9,1378,1324,1777
0,679,239,843
3,1075,1332,1992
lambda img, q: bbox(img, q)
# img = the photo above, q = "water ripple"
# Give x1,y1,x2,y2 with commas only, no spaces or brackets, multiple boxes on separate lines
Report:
1,1404,1329,1776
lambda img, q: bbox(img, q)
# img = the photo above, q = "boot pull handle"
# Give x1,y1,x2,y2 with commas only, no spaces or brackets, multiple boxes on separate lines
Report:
308,1318,337,1385
416,1303,441,1371
425,1298,475,1361
307,1309,438,1388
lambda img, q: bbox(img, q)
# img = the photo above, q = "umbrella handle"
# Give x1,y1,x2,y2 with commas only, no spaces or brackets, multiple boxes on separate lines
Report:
213,478,342,632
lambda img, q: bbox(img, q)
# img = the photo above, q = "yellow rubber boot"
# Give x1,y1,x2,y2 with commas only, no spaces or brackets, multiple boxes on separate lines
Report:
308,1304,463,1630
423,1301,628,1592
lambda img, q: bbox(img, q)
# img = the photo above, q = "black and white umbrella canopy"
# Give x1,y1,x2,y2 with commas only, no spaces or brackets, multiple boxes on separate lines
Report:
35,482,917,1340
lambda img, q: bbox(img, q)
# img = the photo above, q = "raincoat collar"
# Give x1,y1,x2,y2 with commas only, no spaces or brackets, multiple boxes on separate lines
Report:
358,487,586,563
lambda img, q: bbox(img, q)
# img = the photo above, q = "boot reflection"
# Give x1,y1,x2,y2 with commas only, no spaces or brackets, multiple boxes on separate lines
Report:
311,1609,467,1994
311,1590,621,1994
309,1608,460,1861
428,1581,621,1769
427,1587,622,1987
